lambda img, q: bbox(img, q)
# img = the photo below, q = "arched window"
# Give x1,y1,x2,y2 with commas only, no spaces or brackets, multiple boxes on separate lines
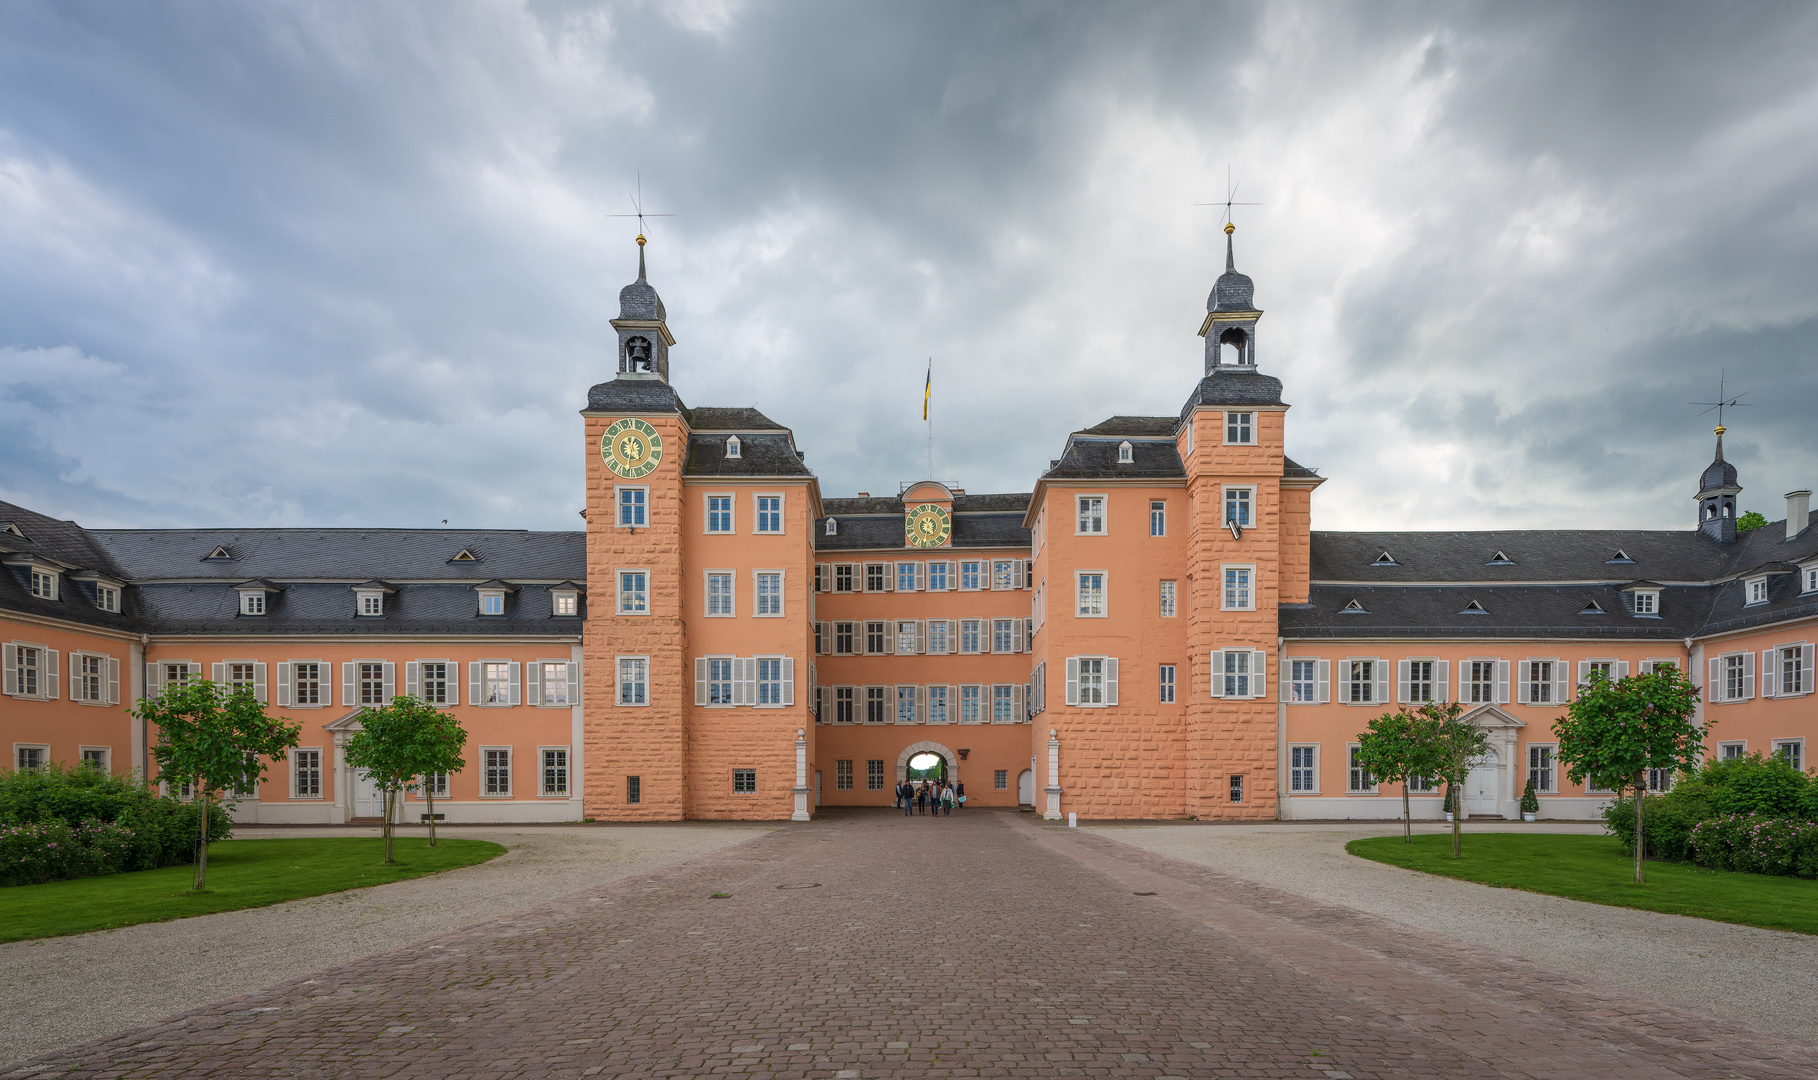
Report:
1117,441,1133,464
726,436,741,459
1218,326,1249,366
825,518,838,536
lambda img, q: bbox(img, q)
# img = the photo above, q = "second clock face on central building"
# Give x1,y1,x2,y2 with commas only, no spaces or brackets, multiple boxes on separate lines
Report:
904,503,952,548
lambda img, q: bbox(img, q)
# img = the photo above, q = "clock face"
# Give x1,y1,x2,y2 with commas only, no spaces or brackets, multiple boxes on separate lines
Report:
904,503,952,548
601,417,663,479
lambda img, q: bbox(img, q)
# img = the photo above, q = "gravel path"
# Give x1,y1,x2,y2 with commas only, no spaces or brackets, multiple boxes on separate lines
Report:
1092,820,1818,1044
0,823,768,1067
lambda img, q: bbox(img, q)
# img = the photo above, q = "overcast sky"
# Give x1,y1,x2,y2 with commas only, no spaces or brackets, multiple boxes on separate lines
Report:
3,1,1816,534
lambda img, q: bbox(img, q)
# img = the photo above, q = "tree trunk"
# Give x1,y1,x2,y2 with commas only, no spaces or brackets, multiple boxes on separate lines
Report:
194,787,210,890
1450,778,1462,858
427,781,437,847
1634,776,1646,885
1402,783,1412,843
384,787,395,864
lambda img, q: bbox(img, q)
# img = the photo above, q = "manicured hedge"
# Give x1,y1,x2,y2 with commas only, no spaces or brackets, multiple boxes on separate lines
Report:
1601,753,1818,877
0,764,232,885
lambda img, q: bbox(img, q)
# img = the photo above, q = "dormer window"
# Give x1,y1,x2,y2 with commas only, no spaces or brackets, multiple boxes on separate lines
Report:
1341,599,1368,614
1,522,25,539
449,548,480,563
479,591,506,616
1578,599,1607,615
1371,551,1398,567
1632,590,1659,616
1459,599,1489,615
1608,550,1635,564
1804,566,1818,594
1745,577,1768,605
551,588,580,617
1117,441,1133,464
241,591,266,616
1486,551,1513,566
204,545,233,561
357,591,385,616
95,584,119,613
29,569,58,600
825,518,837,536
726,436,741,459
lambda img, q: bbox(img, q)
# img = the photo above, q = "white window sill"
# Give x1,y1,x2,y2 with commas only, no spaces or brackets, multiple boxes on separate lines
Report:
1345,791,1381,797
537,793,570,799
478,794,514,799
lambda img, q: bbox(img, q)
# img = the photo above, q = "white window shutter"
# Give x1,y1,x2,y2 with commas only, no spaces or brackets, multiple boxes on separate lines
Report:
1065,657,1079,705
1317,658,1331,704
1374,661,1389,706
1616,660,1630,680
1708,657,1722,702
405,661,419,698
782,657,795,706
1742,651,1755,700
1014,560,1026,589
1804,645,1815,692
343,662,356,707
916,562,927,590
469,662,481,705
69,658,80,701
107,658,120,705
508,662,522,706
1013,683,1025,719
882,626,894,655
527,661,542,705
40,649,56,699
382,661,395,701
567,661,579,699
1434,660,1449,703
255,662,268,704
1762,651,1777,697
695,658,708,705
1397,659,1411,704
913,620,926,654
1251,650,1267,699
142,656,159,698
445,663,459,706
1208,651,1226,699
1577,660,1591,685
278,662,293,707
883,567,893,592
1516,663,1530,704
1279,661,1290,702
1,643,17,696
1495,660,1510,704
1106,658,1119,705
1554,663,1569,705
212,661,226,685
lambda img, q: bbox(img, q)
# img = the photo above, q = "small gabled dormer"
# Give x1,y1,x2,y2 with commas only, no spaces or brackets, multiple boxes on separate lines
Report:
203,545,234,562
549,581,584,617
1117,440,1133,464
1486,551,1514,566
1340,598,1368,614
1,522,26,540
1744,575,1769,606
69,569,125,614
725,436,741,459
1370,551,1398,567
1619,582,1662,618
475,579,518,616
825,518,838,536
1459,599,1489,615
233,578,281,616
1801,558,1818,596
1577,598,1608,615
1607,549,1635,564
353,580,396,617
448,548,481,564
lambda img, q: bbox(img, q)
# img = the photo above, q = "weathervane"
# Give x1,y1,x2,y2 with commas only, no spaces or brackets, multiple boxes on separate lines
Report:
1691,367,1752,435
605,172,673,246
1194,165,1263,232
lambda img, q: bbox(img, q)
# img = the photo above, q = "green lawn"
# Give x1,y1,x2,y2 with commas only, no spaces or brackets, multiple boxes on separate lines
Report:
0,837,504,943
1348,832,1818,935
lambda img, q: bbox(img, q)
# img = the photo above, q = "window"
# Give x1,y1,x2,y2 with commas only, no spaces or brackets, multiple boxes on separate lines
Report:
1347,746,1376,793
994,769,1008,790
1723,653,1746,701
1746,577,1768,605
1806,566,1818,594
1289,745,1317,792
226,662,256,695
1076,495,1106,535
552,591,579,616
1224,487,1252,527
1467,660,1500,703
29,569,57,599
867,760,885,790
707,495,733,533
707,572,734,616
539,662,571,706
755,495,782,533
1150,501,1166,536
541,749,569,796
1223,566,1253,610
359,662,385,705
1407,660,1435,703
733,769,757,794
959,685,983,723
959,561,982,591
1774,644,1811,696
293,662,322,706
240,591,265,615
1160,580,1176,617
81,747,108,771
993,685,1016,723
958,619,982,654
618,657,648,705
1218,649,1253,698
824,518,837,536
1229,774,1244,803
755,571,783,616
1076,658,1106,705
897,562,918,592
927,685,949,724
926,561,949,591
834,622,856,655
75,654,105,702
1524,660,1555,704
1719,741,1746,761
358,591,384,616
706,658,734,706
627,776,641,804
992,560,1016,590
1225,411,1254,444
1644,767,1673,793
483,662,513,705
865,563,888,592
756,658,785,706
896,620,919,654
1290,660,1319,704
480,592,505,616
95,584,119,612
1632,590,1658,616
162,661,194,687
618,487,646,527
1773,740,1803,772
420,772,448,798
836,759,853,790
618,571,648,614
992,619,1014,653
406,661,445,704
865,621,888,655
834,686,855,724
484,749,511,796
1117,440,1133,464
1159,665,1176,704
1076,572,1105,617
292,749,322,798
15,746,46,771
1528,745,1556,794
865,685,887,723
895,685,917,724
725,435,741,459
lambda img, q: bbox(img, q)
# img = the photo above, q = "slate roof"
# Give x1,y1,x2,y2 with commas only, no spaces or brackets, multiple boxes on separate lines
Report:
687,407,788,432
0,501,138,633
584,376,684,414
130,581,584,637
685,432,812,477
814,492,1033,551
1282,584,1704,640
1309,526,1818,584
1043,439,1186,480
1179,367,1285,412
1075,416,1180,438
88,527,586,582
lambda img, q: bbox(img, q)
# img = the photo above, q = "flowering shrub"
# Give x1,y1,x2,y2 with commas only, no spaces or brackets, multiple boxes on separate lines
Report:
0,818,140,886
1,763,231,879
1687,814,1818,879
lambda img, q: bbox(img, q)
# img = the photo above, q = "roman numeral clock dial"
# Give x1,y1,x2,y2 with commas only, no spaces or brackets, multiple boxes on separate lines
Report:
601,417,663,479
904,503,951,548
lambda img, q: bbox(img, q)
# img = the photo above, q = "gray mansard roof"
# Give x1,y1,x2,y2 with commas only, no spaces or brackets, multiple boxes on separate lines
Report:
0,501,137,634
89,527,585,582
816,493,1033,551
1180,368,1285,412
132,581,582,637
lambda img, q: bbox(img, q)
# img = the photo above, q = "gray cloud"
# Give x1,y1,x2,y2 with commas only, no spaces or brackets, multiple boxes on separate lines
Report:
1,1,1815,532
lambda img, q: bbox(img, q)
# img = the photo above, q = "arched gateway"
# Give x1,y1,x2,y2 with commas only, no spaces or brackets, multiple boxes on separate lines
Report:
896,741,960,789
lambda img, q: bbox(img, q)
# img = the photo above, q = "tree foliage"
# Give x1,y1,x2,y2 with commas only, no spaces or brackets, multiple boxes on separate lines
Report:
1554,666,1704,883
343,696,468,860
1355,709,1445,842
1422,702,1488,858
1736,510,1769,533
134,679,302,888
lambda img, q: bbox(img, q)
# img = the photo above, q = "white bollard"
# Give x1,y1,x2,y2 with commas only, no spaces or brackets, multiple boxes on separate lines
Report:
1068,812,1077,828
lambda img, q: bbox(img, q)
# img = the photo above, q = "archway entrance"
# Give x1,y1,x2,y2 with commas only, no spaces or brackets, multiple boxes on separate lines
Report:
906,751,946,782
895,741,961,791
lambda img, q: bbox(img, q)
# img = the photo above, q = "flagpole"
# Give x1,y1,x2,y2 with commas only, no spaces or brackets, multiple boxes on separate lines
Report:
925,357,933,480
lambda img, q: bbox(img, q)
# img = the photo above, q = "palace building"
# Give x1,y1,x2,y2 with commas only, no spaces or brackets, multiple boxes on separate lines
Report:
4,229,1815,823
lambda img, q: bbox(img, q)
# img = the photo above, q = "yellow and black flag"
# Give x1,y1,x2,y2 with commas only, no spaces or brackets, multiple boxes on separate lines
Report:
923,359,931,420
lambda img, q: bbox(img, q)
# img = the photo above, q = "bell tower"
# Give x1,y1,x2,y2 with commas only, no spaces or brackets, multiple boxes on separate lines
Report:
1695,425,1742,544
613,236,674,382
1200,223,1262,370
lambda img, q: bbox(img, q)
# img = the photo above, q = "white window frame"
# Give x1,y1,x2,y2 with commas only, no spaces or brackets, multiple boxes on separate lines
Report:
1159,580,1176,617
617,655,649,706
478,589,507,616
1772,739,1803,772
1224,411,1255,445
1284,657,1330,705
79,746,110,771
705,492,736,534
753,492,785,534
1745,577,1768,605
925,560,950,592
1065,655,1117,708
1210,647,1267,699
1221,564,1254,611
240,591,266,616
1150,500,1166,537
411,659,456,705
356,589,385,617
538,746,571,798
754,569,785,617
1343,657,1387,705
70,651,118,706
3,641,56,700
1075,571,1107,618
1222,485,1255,527
1075,494,1107,536
895,685,918,724
617,569,650,615
1159,664,1176,704
1710,650,1754,703
1527,743,1557,794
291,747,324,799
481,746,513,797
531,659,575,708
14,744,49,771
28,568,58,600
1631,589,1659,616
616,485,649,528
1289,744,1319,794
1767,642,1813,697
1117,440,1133,464
704,569,736,617
475,660,519,707
1346,744,1378,794
925,619,950,656
896,561,919,593
957,560,983,591
1717,740,1746,761
724,435,741,459
1804,565,1818,594
1516,658,1565,706
551,589,580,617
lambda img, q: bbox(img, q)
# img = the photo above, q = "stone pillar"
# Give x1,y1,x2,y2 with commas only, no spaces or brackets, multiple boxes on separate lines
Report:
792,729,811,822
1044,728,1063,820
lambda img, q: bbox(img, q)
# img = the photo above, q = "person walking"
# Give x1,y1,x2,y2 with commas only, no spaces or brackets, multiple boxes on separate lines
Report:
941,783,955,816
896,779,909,816
915,781,928,816
954,780,965,811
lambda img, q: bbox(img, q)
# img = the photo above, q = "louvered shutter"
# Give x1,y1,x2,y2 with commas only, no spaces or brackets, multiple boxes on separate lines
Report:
1279,661,1291,702
42,649,57,699
1374,661,1389,706
343,662,356,706
567,661,579,703
882,566,893,592
1065,657,1079,705
470,662,482,706
69,657,80,700
508,662,521,705
916,562,927,590
741,658,759,705
1013,560,1026,589
881,624,894,655
1741,652,1755,699
1397,660,1411,704
1013,683,1025,719
143,656,160,698
1553,663,1569,705
382,661,395,702
107,658,120,705
1707,657,1723,702
913,620,925,655
1804,645,1816,693
1434,660,1449,703
1762,651,1777,697
1209,651,1225,699
1,643,14,696
1317,659,1331,704
1105,658,1119,706
1013,618,1026,654
1577,660,1591,685
1616,661,1630,680
1251,650,1267,699
278,662,293,707
527,661,542,705
212,662,226,685
405,661,419,698
1516,661,1530,704
816,621,828,655
695,658,709,705
1494,660,1509,704
781,657,794,706
254,662,268,704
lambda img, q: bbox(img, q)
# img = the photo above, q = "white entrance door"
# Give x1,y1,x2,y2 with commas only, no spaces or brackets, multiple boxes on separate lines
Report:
1017,769,1034,805
352,769,385,820
814,770,823,807
1465,748,1500,816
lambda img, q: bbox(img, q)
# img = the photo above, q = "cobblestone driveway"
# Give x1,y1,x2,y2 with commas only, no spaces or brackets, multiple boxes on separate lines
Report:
8,809,1817,1080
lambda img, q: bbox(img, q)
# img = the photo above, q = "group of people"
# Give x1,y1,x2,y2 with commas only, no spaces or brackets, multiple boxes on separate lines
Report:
898,778,963,816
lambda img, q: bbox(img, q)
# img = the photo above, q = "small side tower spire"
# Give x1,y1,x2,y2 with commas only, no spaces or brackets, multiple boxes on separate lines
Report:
1199,222,1262,371
613,233,675,383
1695,424,1742,543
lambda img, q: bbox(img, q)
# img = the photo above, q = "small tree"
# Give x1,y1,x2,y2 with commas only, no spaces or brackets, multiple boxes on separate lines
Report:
1521,775,1540,816
1423,701,1488,859
135,679,302,889
1355,709,1445,842
1736,510,1769,534
1554,667,1704,884
343,696,468,860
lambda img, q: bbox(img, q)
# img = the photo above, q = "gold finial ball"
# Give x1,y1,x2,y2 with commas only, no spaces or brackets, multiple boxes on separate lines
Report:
1224,222,1236,235
636,233,647,247
1715,424,1726,436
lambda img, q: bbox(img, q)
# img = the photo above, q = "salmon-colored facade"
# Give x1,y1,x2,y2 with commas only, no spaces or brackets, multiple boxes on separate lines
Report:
6,231,1816,822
